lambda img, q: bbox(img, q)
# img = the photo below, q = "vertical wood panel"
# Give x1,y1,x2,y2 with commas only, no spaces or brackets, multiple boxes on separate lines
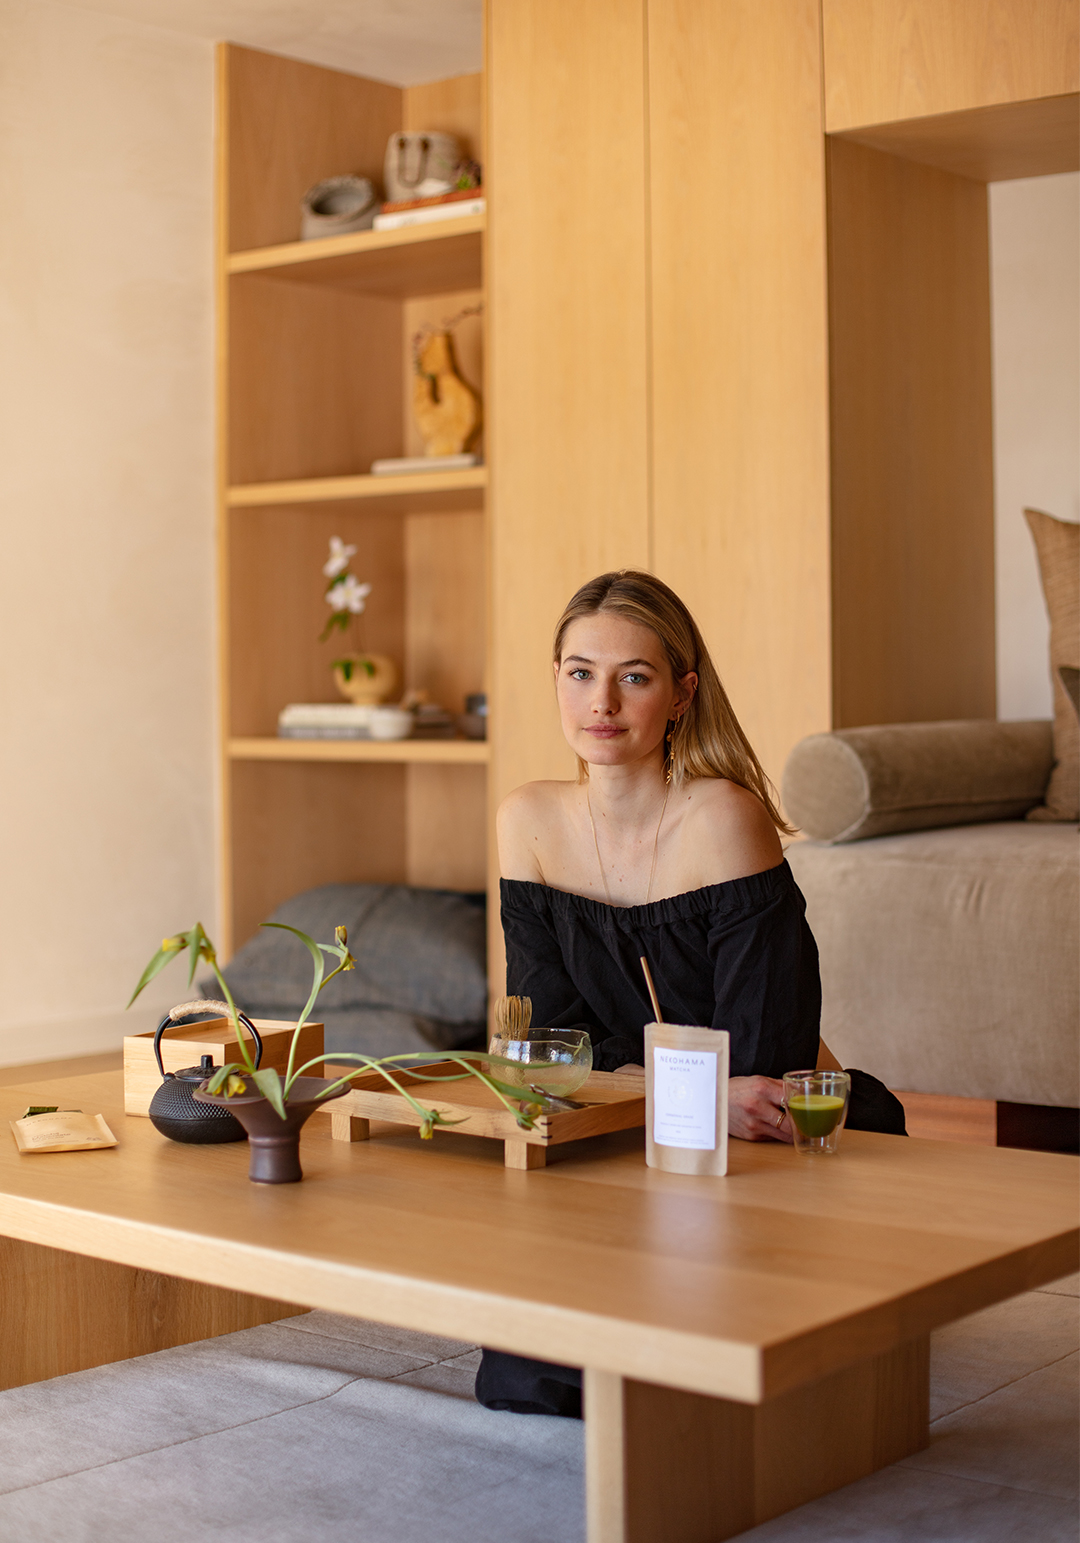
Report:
404,509,486,711
405,507,488,891
403,72,484,163
225,46,401,252
230,760,407,949
0,1236,301,1392
406,766,488,890
828,138,995,728
229,278,403,485
487,0,651,808
648,0,832,789
822,0,1079,133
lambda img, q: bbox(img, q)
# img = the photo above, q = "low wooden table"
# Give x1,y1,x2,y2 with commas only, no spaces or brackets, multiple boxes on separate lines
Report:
0,1069,1075,1543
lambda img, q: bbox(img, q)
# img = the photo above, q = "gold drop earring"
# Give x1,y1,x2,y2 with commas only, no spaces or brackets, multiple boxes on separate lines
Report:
665,714,680,785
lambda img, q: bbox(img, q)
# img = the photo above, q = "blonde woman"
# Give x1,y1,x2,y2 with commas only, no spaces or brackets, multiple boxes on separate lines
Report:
476,570,904,1418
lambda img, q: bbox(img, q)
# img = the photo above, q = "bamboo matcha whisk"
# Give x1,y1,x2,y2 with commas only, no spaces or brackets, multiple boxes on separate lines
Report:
493,995,532,1039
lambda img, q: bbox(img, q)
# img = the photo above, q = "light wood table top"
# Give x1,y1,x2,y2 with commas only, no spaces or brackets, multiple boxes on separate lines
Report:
1,1070,1075,1404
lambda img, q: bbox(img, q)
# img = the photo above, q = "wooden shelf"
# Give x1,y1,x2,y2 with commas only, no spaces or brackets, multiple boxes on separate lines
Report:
229,737,489,765
227,466,487,510
226,215,484,298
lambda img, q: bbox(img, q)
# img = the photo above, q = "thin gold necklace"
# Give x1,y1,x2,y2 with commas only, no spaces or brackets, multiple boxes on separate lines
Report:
586,781,671,907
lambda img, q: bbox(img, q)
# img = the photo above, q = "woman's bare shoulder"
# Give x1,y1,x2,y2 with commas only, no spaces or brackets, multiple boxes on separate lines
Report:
678,777,783,883
497,779,575,825
497,781,576,881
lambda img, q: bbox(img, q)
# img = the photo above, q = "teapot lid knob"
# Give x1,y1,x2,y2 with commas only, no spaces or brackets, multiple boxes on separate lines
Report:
200,1055,213,1074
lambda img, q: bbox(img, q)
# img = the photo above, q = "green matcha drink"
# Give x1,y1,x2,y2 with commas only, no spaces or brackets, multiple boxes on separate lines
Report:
787,1092,846,1140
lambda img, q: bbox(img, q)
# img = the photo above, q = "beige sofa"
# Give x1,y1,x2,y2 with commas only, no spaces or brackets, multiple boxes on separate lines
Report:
782,720,1078,1114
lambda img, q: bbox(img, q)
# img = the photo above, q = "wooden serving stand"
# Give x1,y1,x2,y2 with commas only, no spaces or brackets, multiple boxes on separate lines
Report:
319,1063,646,1168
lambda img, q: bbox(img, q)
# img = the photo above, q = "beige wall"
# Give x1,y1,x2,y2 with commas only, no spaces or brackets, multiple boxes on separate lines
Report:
0,0,216,1063
990,171,1080,721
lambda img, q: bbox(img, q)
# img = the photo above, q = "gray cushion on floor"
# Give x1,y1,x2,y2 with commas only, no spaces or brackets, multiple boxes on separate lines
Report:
2,1279,1074,1543
0,1313,583,1543
205,884,488,1054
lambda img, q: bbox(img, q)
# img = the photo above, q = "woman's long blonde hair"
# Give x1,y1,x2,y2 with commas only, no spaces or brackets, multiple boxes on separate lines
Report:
553,570,793,834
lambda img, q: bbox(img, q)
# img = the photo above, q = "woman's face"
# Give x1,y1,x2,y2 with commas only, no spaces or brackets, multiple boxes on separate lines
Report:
555,613,696,772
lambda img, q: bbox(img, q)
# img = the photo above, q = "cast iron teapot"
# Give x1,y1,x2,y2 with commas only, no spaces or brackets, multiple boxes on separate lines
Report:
148,1000,263,1145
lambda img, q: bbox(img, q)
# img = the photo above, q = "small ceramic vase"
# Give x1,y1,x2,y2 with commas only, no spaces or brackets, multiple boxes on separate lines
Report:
333,653,399,706
193,1076,351,1183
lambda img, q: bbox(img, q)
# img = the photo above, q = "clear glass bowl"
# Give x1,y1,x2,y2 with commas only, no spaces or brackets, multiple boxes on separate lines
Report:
487,1029,593,1098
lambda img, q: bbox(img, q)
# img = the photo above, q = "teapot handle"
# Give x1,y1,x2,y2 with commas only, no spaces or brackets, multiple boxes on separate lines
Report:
153,1001,263,1078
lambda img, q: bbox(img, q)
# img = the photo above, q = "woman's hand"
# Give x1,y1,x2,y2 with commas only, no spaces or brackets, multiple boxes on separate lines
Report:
728,1075,792,1143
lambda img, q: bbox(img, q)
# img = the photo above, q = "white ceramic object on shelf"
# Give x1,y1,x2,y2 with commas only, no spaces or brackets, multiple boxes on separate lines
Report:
384,132,460,203
368,706,414,741
300,176,378,240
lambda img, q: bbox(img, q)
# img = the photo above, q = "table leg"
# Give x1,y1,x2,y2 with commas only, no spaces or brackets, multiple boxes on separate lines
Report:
331,1113,371,1142
585,1337,929,1543
0,1235,303,1392
504,1140,547,1169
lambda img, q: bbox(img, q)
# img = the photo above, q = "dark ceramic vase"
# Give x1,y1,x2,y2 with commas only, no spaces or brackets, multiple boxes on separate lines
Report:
193,1076,350,1183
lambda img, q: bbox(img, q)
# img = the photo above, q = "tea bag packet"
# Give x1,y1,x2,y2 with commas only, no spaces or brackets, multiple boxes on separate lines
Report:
10,1109,118,1154
645,1024,729,1175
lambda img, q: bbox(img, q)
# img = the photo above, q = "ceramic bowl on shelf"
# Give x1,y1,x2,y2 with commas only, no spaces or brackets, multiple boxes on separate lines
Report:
368,706,414,741
488,1029,593,1098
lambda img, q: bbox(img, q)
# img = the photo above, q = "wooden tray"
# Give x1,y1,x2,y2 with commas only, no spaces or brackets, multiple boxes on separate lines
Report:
318,1062,646,1168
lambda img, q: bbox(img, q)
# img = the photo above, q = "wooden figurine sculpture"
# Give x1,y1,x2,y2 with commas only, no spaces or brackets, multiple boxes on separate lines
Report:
412,322,482,457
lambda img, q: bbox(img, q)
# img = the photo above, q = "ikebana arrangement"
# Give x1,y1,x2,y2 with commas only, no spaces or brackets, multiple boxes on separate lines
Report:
129,920,544,1184
319,537,398,704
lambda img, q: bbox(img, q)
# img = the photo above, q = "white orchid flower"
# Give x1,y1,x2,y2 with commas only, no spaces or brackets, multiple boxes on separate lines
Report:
325,574,372,614
323,536,358,579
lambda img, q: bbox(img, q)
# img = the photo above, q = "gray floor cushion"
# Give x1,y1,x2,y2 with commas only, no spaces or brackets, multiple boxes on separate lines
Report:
1,1277,1075,1541
204,884,488,1056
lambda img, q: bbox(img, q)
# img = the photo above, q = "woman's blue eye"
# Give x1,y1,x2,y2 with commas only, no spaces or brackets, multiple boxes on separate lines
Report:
624,673,648,685
569,669,591,680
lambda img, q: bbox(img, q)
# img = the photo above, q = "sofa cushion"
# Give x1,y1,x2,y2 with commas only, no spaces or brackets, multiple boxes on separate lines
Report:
1024,508,1079,823
782,720,1053,843
786,822,1079,1106
210,884,488,1053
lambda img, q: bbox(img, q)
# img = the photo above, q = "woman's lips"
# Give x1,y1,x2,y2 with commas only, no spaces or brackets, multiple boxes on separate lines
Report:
584,726,625,738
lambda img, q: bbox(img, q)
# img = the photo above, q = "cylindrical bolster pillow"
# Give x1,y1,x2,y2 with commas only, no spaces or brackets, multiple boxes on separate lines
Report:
782,720,1054,843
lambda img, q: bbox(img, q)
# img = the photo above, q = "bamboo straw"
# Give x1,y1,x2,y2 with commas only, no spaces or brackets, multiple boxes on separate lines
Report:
639,956,663,1023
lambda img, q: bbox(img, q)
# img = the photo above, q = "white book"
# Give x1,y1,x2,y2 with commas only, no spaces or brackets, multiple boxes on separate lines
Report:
278,703,375,729
370,453,481,477
373,198,485,232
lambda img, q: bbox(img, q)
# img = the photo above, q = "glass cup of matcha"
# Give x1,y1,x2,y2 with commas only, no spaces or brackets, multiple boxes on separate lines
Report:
781,1070,851,1155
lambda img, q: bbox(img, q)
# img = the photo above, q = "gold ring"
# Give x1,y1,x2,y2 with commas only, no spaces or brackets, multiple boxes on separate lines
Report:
774,1108,786,1128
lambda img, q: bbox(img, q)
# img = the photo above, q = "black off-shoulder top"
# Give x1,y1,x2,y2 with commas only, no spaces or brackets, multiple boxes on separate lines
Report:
500,859,821,1076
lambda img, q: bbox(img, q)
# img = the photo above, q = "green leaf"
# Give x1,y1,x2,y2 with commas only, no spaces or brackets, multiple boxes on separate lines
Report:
126,936,185,1007
261,922,325,1036
251,1067,287,1120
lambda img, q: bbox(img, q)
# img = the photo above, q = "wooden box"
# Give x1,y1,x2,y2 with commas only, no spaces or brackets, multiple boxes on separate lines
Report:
124,1018,323,1117
320,1062,646,1169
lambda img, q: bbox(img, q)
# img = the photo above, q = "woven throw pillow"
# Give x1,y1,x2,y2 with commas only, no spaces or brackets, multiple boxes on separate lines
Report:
1024,509,1079,822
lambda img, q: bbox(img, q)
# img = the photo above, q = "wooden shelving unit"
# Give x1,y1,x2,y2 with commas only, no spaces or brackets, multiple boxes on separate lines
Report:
227,214,484,295
227,466,487,510
229,737,490,765
218,46,487,952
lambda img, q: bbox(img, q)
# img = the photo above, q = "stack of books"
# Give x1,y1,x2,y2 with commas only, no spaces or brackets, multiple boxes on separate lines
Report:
373,187,485,232
277,703,375,740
